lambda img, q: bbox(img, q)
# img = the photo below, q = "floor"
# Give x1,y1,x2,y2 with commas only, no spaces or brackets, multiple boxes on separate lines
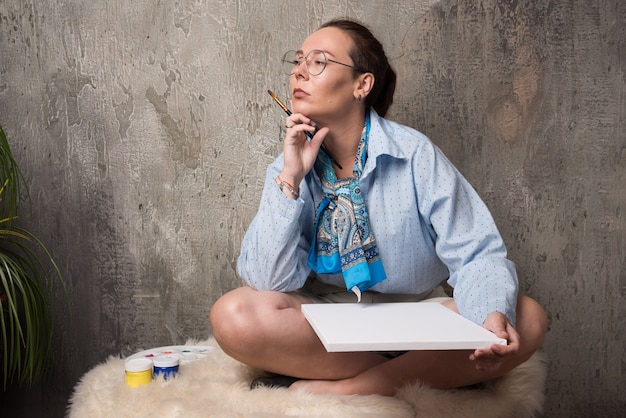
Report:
0,383,68,418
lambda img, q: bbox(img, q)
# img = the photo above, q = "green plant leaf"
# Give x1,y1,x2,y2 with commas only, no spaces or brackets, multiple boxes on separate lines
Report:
0,124,68,389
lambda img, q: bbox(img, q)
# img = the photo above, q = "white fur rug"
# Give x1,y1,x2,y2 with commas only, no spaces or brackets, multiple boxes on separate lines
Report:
68,338,546,418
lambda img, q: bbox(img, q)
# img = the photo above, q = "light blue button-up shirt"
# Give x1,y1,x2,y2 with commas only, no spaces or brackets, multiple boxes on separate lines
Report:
237,109,518,326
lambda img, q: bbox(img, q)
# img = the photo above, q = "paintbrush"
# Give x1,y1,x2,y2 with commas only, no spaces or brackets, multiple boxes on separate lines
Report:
267,89,314,140
267,89,342,169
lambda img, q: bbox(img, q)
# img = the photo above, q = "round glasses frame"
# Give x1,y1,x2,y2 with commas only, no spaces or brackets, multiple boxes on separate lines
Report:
281,49,365,76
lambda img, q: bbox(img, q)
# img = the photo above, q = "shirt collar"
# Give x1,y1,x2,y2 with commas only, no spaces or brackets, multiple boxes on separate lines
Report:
363,108,410,175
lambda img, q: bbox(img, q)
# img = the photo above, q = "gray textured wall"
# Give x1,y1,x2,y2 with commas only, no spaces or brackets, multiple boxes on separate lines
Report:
0,0,624,416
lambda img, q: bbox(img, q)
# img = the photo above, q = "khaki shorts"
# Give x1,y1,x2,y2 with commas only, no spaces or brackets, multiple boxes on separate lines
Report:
297,274,452,304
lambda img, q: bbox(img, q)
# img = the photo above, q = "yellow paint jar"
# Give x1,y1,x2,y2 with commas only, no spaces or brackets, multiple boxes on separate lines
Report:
125,358,153,387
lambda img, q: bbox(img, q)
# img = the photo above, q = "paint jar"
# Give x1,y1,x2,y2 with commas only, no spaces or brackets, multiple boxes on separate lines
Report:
153,354,180,380
125,358,153,388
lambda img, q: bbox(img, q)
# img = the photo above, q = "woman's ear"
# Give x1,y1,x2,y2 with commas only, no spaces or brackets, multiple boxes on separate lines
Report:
354,72,375,101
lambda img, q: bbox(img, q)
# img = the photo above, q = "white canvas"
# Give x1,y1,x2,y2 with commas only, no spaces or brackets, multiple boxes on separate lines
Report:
302,302,507,352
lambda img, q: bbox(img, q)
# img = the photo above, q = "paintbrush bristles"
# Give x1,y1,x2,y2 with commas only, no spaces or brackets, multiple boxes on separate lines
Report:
267,89,291,114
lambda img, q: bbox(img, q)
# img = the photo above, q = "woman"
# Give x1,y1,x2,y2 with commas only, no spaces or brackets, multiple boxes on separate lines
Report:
210,18,547,396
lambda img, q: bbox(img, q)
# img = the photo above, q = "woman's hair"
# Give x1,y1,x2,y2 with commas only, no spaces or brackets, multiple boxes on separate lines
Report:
320,18,396,117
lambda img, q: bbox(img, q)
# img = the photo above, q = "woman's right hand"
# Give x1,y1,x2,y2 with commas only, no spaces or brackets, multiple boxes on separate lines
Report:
280,113,328,189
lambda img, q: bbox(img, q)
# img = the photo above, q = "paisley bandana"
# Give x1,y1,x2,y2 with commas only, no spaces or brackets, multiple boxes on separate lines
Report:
307,113,387,301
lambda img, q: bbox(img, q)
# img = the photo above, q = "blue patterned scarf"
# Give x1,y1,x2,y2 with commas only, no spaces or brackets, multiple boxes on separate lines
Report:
307,113,387,301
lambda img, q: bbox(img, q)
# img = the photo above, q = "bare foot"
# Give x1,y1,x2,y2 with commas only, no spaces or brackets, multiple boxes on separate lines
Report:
289,379,352,395
290,376,395,396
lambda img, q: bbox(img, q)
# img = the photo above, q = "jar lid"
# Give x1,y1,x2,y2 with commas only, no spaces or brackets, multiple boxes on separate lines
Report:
125,357,153,372
153,354,180,368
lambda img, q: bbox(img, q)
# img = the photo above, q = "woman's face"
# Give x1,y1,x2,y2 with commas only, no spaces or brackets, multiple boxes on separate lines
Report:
289,27,360,124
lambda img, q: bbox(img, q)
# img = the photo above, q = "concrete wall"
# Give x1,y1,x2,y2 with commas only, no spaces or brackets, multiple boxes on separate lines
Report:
0,0,624,416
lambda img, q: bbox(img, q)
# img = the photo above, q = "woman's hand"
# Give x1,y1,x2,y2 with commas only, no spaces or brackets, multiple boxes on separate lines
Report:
280,113,328,188
469,311,521,372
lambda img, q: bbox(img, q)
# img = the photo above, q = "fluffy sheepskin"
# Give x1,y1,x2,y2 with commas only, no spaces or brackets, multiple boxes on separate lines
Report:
68,338,546,418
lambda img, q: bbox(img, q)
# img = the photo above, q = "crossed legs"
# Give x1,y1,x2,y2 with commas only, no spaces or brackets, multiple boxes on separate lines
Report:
209,286,547,396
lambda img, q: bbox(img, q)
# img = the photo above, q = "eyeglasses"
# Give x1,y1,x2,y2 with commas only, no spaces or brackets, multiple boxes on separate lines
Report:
281,49,365,76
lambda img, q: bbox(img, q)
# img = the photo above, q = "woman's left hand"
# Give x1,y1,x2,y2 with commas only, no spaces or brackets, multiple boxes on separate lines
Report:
469,311,520,372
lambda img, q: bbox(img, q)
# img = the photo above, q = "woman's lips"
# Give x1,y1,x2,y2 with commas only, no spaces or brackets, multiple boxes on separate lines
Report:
292,88,308,98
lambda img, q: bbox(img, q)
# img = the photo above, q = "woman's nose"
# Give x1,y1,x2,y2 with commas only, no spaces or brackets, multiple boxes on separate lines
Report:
292,59,309,79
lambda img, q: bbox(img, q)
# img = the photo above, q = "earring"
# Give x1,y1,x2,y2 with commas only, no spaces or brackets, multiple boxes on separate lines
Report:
357,94,362,101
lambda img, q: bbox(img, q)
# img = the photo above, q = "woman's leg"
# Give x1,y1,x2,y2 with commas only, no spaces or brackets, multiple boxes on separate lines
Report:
209,286,387,379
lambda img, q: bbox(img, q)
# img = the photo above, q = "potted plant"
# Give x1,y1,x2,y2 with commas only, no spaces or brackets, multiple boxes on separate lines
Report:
0,124,67,389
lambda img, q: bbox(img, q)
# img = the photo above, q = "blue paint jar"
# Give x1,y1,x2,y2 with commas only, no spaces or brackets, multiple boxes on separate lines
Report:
153,354,180,380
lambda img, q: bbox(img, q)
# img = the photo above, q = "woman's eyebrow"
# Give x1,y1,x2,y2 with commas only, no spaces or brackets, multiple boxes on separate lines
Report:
296,48,339,58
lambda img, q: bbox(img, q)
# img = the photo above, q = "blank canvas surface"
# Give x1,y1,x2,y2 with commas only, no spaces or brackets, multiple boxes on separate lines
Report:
301,302,507,352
